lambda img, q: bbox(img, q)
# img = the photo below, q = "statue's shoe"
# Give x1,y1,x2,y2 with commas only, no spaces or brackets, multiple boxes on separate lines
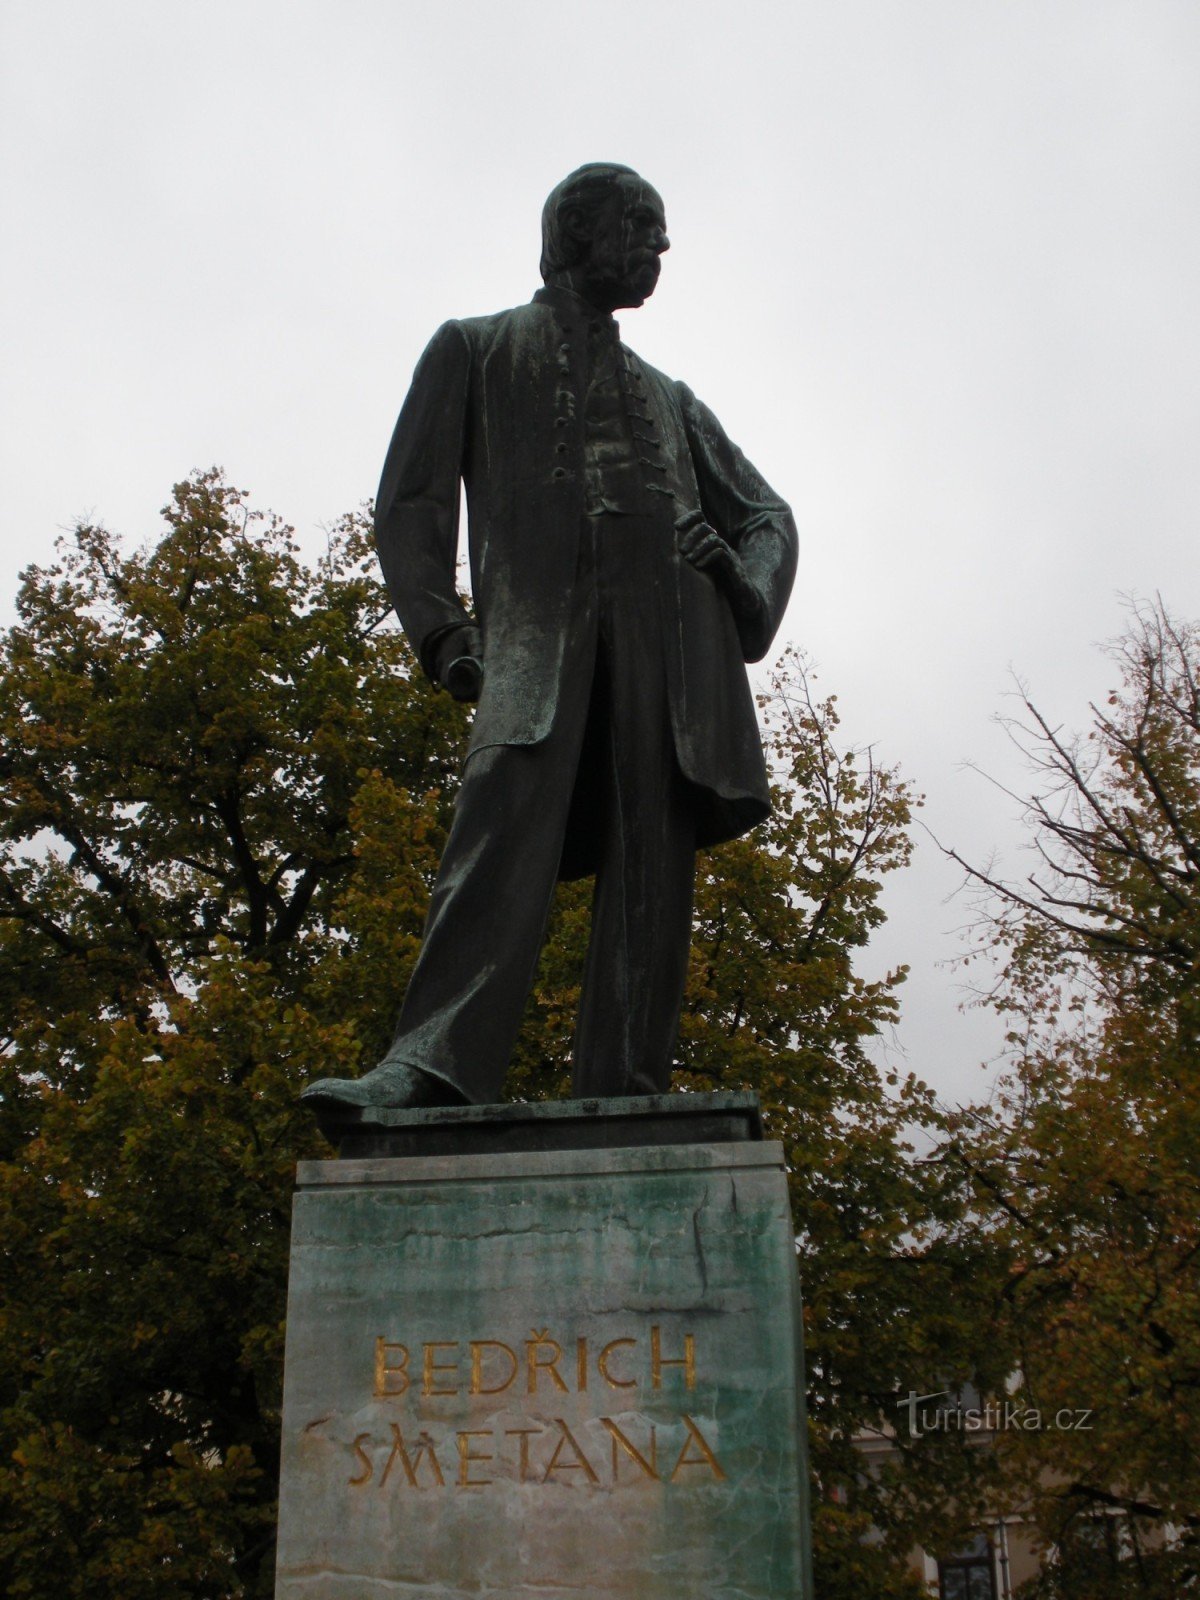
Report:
300,1060,468,1114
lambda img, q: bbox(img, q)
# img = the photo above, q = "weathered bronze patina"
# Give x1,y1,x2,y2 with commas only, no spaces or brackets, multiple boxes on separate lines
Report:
303,163,796,1125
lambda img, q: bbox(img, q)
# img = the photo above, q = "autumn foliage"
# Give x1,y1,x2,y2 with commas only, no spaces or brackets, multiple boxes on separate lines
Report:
10,471,1181,1596
948,600,1200,1596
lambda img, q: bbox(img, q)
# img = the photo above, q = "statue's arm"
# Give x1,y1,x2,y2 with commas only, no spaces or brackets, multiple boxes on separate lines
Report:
676,382,798,663
374,321,481,692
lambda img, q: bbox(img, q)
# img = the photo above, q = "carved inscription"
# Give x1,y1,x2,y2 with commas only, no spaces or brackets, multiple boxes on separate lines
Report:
374,1326,696,1399
353,1325,724,1491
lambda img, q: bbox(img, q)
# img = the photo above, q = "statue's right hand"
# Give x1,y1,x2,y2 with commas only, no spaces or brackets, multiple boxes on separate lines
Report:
434,625,484,703
443,654,483,702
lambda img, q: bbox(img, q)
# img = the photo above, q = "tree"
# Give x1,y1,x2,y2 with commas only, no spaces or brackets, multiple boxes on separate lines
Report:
0,470,989,1597
947,599,1200,1597
0,472,470,1597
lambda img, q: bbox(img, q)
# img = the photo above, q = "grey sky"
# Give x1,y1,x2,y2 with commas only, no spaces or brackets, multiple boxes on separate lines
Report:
3,0,1198,1104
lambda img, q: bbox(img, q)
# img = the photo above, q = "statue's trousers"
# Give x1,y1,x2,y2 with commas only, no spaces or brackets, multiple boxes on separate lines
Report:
381,508,698,1101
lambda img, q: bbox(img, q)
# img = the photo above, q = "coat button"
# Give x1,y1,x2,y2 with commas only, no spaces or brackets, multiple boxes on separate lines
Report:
552,467,568,479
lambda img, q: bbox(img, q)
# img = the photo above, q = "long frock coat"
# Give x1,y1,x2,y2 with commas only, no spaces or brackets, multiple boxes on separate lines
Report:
374,287,798,876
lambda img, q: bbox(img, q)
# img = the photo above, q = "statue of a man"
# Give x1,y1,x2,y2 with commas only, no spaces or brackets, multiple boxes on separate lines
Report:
303,163,796,1120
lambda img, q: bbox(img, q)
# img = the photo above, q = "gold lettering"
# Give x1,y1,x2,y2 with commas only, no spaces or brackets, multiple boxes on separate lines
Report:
469,1340,518,1395
576,1336,589,1392
374,1337,410,1397
669,1415,726,1482
598,1337,637,1390
504,1427,541,1483
380,1422,446,1488
422,1341,460,1397
456,1430,494,1487
650,1325,695,1391
525,1328,569,1394
542,1419,600,1484
348,1432,374,1487
601,1416,659,1481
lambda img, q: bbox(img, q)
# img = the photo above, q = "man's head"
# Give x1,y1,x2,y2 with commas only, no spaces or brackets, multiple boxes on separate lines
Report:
540,163,670,313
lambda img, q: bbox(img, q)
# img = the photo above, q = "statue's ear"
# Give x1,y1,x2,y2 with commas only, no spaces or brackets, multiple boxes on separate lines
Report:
559,204,592,260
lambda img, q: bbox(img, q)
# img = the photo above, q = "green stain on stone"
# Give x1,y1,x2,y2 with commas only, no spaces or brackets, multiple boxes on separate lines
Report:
276,1098,813,1599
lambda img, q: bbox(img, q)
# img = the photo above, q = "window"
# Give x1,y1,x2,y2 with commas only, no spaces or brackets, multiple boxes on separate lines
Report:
938,1533,997,1600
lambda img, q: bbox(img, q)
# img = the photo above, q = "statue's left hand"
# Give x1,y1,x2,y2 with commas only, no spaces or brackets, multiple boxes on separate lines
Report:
674,510,763,631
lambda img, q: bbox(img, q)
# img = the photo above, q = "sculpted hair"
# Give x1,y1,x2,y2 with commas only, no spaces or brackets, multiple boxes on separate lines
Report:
539,163,639,282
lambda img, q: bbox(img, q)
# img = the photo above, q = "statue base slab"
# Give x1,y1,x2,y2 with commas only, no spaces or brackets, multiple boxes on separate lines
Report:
274,1092,813,1598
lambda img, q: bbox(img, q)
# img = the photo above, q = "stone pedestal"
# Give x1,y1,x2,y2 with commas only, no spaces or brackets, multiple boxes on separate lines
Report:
275,1094,813,1599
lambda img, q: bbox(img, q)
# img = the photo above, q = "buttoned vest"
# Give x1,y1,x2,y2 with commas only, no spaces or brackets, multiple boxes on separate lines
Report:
580,314,695,518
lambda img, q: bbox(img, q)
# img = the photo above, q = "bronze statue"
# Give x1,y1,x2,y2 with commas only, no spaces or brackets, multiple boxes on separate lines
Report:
303,163,796,1120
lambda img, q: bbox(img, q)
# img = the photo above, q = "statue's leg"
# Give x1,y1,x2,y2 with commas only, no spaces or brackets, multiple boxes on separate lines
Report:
570,515,698,1098
302,730,585,1114
376,745,575,1103
373,601,600,1106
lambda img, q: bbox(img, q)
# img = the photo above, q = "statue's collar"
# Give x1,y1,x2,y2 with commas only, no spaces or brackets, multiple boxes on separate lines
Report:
532,284,619,336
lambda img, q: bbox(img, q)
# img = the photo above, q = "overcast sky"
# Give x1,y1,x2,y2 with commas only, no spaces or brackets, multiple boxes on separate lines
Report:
3,0,1198,1105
